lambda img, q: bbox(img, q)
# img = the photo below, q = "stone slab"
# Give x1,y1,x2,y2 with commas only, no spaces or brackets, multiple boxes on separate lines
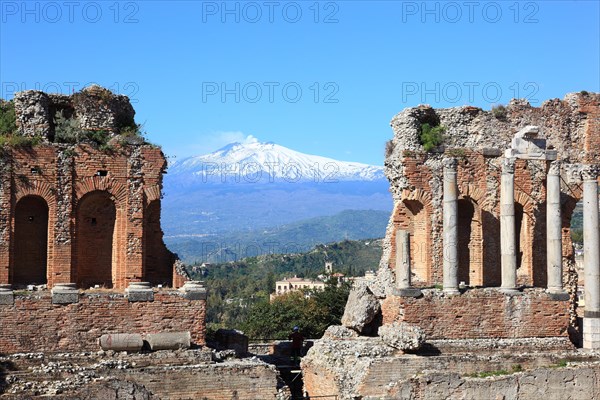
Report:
392,288,423,298
51,290,79,304
126,289,154,302
547,291,570,301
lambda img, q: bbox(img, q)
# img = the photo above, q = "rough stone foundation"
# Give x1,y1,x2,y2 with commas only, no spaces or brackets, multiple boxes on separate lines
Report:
302,335,596,399
0,350,281,399
0,290,206,353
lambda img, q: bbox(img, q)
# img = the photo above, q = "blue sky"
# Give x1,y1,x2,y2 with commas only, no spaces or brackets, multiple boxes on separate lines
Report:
1,1,598,165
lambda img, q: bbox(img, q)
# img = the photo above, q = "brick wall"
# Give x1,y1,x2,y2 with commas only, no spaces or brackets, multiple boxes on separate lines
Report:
0,290,206,353
0,143,180,289
381,289,570,339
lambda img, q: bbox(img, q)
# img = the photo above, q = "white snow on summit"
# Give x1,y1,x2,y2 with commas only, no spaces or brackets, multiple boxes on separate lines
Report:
168,140,385,183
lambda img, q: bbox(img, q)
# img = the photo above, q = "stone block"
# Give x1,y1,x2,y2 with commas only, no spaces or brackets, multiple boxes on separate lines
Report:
179,280,207,301
547,291,570,301
99,333,144,352
145,331,191,351
0,284,13,305
392,288,423,298
341,284,381,334
126,282,154,302
481,147,502,157
378,322,425,351
51,283,79,304
0,289,14,305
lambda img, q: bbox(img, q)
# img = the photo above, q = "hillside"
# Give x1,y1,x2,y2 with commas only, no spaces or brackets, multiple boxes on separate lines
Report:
166,209,390,263
188,238,383,330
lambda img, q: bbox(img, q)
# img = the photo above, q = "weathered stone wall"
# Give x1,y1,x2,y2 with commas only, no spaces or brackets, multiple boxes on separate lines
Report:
0,290,205,353
1,350,280,399
381,93,599,289
392,364,600,400
381,288,569,339
302,334,596,399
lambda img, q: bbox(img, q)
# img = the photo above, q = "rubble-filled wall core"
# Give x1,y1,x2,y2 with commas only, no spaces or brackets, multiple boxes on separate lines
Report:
0,87,184,290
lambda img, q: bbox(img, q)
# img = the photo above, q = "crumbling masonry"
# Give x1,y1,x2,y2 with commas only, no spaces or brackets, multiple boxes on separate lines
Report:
0,87,205,354
381,93,600,347
0,86,184,290
302,92,600,399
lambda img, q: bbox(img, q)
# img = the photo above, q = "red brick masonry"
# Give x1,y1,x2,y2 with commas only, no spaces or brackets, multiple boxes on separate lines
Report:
0,290,206,354
382,289,569,339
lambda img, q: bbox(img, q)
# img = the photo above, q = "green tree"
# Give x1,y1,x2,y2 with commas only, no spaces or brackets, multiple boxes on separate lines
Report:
0,101,16,135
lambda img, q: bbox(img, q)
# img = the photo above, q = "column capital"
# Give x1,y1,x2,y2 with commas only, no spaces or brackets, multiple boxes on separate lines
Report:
442,157,458,171
502,157,516,174
548,160,562,176
581,165,599,181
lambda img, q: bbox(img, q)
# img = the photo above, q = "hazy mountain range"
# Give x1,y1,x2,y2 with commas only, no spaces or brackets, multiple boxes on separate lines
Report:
161,139,392,262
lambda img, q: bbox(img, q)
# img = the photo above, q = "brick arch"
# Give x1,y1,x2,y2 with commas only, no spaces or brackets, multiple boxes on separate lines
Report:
14,181,56,208
400,188,433,210
391,189,433,285
144,185,162,203
458,184,493,213
514,189,536,215
76,176,127,206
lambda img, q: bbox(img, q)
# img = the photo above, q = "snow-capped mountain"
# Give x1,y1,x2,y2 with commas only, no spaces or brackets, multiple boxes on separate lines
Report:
161,139,392,252
167,140,385,184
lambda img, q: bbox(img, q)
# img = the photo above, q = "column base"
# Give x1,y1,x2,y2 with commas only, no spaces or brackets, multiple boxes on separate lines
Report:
583,317,600,350
392,288,423,298
546,289,569,301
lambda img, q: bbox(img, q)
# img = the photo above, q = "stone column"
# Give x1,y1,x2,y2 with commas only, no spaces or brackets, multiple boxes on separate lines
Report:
393,229,422,297
582,165,600,349
443,158,459,294
500,158,519,293
546,161,567,298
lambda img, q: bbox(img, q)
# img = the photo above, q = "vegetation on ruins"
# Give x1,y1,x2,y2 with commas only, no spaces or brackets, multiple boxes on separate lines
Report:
419,123,445,151
0,101,16,135
0,100,38,147
53,110,146,151
492,104,507,119
190,238,381,338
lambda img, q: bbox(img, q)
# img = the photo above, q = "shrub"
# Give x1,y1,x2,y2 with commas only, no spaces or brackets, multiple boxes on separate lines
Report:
54,110,81,144
492,104,507,119
0,100,17,135
419,123,445,151
0,134,42,148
